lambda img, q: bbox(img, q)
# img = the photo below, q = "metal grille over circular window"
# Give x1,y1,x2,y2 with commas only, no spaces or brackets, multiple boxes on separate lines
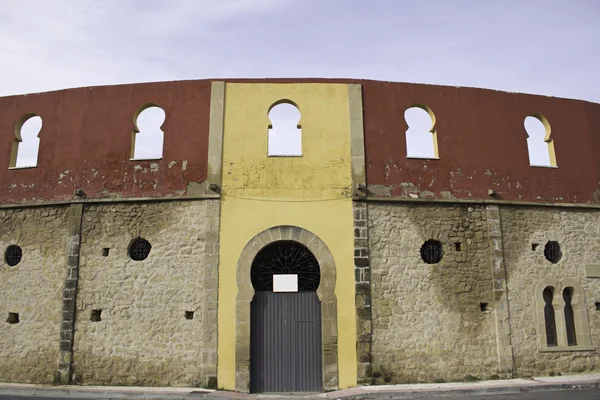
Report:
5,245,22,267
251,241,320,292
129,238,151,261
420,240,443,264
544,241,562,264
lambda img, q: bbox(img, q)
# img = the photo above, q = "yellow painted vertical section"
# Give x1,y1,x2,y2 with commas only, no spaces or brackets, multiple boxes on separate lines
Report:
217,83,357,390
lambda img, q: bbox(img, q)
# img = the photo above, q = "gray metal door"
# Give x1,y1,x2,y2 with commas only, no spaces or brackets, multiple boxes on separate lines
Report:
250,291,323,393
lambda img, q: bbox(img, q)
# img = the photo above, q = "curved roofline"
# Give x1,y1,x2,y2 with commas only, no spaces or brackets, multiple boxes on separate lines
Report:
1,78,597,105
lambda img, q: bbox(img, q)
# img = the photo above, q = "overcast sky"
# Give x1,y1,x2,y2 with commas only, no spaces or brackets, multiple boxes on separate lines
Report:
1,0,599,102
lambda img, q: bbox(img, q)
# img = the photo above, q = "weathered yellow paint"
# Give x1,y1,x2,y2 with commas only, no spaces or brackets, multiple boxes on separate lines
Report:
217,83,357,390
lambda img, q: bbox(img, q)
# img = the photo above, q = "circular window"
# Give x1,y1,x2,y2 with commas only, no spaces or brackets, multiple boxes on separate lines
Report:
420,240,443,264
128,238,151,261
251,241,320,292
5,245,22,267
544,241,562,264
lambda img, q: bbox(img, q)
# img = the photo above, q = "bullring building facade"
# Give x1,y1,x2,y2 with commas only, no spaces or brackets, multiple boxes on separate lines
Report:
0,79,599,392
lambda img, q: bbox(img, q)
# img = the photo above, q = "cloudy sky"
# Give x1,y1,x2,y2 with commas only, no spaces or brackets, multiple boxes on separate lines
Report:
1,0,599,102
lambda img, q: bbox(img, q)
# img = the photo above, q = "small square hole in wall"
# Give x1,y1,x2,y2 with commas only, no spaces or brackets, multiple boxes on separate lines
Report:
185,311,194,320
90,309,102,322
532,243,539,251
102,248,110,257
595,302,600,311
455,242,462,251
480,303,489,312
6,312,19,324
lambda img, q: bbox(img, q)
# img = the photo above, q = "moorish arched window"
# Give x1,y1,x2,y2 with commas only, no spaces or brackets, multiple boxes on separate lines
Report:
267,101,302,157
563,287,577,346
404,104,438,159
543,286,558,347
536,278,593,351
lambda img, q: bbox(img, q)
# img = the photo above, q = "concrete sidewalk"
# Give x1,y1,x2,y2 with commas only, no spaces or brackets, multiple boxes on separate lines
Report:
0,373,598,399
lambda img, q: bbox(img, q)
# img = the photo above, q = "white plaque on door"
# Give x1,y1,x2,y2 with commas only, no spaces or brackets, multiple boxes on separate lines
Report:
273,274,298,292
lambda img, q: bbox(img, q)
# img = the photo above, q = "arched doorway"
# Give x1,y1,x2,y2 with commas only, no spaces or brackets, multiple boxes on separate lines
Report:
250,241,323,393
235,226,338,392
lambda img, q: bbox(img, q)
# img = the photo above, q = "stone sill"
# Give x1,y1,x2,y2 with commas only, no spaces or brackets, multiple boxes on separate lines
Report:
9,165,37,170
539,345,596,353
130,158,163,161
530,164,558,169
406,156,439,160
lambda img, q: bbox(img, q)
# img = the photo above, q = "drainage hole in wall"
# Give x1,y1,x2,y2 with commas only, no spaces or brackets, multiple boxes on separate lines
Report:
90,309,102,322
7,312,19,324
480,303,489,312
531,243,539,251
595,302,600,311
102,248,110,257
455,242,462,251
185,311,194,320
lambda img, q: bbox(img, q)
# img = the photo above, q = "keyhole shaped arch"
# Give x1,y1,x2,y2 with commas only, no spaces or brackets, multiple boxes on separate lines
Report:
130,103,166,160
10,113,42,168
267,99,303,156
404,103,439,159
534,277,592,350
563,286,577,346
524,113,557,167
267,99,302,128
235,225,338,392
542,286,558,346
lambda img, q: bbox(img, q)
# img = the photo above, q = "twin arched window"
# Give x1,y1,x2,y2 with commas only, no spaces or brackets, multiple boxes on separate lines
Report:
542,286,577,347
536,279,592,350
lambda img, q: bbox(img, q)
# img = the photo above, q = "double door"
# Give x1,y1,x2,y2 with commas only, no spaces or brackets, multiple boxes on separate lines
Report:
250,291,323,393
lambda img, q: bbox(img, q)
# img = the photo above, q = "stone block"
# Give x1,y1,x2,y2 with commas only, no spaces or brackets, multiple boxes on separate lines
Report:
585,265,600,278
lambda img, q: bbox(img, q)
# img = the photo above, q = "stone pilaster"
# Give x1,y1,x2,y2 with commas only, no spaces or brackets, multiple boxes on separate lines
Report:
201,200,220,388
354,202,372,383
57,203,84,384
485,204,515,376
207,81,225,189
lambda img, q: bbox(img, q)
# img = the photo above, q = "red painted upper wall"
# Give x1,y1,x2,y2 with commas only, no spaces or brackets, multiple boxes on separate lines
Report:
360,81,600,203
0,78,598,204
0,80,211,203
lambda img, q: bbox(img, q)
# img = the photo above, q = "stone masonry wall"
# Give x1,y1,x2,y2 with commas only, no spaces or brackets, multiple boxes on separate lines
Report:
501,207,600,376
368,203,498,383
74,200,219,387
0,206,69,383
